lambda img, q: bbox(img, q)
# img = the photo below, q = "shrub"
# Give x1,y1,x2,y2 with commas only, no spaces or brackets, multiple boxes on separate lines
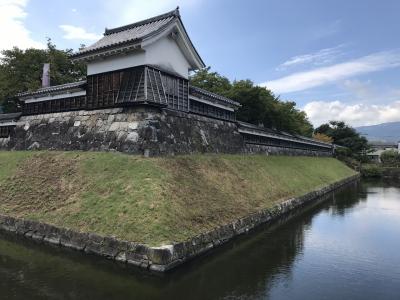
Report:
380,150,400,166
361,165,382,178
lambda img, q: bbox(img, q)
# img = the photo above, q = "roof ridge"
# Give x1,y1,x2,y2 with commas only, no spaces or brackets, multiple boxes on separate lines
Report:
18,80,87,97
238,122,332,145
104,7,179,36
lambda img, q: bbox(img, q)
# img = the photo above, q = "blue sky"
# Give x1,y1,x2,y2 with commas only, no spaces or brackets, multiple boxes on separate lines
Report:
1,0,400,126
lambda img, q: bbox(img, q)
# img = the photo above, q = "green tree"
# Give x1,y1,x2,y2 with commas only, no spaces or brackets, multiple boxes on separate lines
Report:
229,79,275,127
0,39,85,112
315,121,369,156
272,100,314,136
189,67,231,97
190,68,314,137
380,150,400,165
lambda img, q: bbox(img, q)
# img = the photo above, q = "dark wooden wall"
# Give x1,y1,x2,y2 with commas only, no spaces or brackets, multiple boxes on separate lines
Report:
189,99,235,121
0,126,14,138
22,96,86,115
21,66,237,123
87,66,146,108
86,66,189,110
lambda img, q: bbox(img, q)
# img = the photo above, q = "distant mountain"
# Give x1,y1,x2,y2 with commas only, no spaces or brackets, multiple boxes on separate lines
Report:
356,122,400,143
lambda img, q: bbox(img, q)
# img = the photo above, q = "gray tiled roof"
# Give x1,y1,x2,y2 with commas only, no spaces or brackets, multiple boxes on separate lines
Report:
237,121,332,147
189,86,241,107
0,112,22,122
18,81,86,98
72,9,179,58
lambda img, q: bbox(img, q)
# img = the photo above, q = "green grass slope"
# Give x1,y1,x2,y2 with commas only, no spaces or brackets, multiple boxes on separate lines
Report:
0,151,356,245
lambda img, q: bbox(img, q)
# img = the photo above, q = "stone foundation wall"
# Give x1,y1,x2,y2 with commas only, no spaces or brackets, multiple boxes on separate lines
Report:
0,107,333,156
0,106,243,156
0,174,360,272
244,144,332,156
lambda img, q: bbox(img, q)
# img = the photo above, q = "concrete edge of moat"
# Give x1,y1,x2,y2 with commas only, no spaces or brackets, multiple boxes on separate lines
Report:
0,174,360,273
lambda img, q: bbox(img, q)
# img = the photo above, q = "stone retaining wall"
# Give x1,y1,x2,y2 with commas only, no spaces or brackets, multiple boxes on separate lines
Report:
0,106,243,156
0,107,332,156
0,174,360,273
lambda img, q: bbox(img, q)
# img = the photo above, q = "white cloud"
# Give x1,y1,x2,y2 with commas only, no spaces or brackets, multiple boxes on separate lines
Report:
59,25,102,41
277,45,344,70
304,100,400,127
263,50,400,94
0,0,44,52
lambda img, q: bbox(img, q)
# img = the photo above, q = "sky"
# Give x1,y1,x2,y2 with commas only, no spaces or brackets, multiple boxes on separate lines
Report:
1,0,400,127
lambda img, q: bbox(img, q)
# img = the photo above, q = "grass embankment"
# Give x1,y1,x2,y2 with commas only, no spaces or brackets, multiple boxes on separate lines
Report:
0,151,356,246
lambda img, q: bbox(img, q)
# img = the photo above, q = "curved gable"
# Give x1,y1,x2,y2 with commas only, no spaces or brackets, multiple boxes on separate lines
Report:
72,8,205,78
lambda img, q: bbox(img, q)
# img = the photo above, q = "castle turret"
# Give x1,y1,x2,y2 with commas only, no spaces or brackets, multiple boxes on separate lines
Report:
18,8,240,120
71,8,204,79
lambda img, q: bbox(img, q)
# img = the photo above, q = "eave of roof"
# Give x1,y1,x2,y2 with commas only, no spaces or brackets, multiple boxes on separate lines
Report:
173,10,205,68
237,121,333,148
70,7,205,69
71,42,143,61
18,80,86,99
190,86,241,107
70,9,179,60
0,112,22,122
147,64,187,80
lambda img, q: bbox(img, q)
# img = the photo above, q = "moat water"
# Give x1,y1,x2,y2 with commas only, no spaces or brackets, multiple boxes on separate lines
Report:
1,180,400,300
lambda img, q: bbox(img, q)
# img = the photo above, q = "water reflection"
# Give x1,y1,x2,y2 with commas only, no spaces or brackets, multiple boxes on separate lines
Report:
1,180,400,300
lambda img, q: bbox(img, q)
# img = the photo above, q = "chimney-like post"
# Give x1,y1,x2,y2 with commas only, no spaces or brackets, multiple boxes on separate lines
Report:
42,63,50,88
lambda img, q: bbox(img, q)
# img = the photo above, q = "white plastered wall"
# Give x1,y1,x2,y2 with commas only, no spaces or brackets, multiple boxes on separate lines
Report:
86,36,191,78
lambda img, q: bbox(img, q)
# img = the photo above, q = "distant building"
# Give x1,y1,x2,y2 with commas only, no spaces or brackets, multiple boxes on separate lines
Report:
367,142,400,163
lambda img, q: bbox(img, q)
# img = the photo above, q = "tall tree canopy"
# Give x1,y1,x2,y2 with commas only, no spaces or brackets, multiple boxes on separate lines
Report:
190,67,313,137
315,121,369,155
0,40,85,112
